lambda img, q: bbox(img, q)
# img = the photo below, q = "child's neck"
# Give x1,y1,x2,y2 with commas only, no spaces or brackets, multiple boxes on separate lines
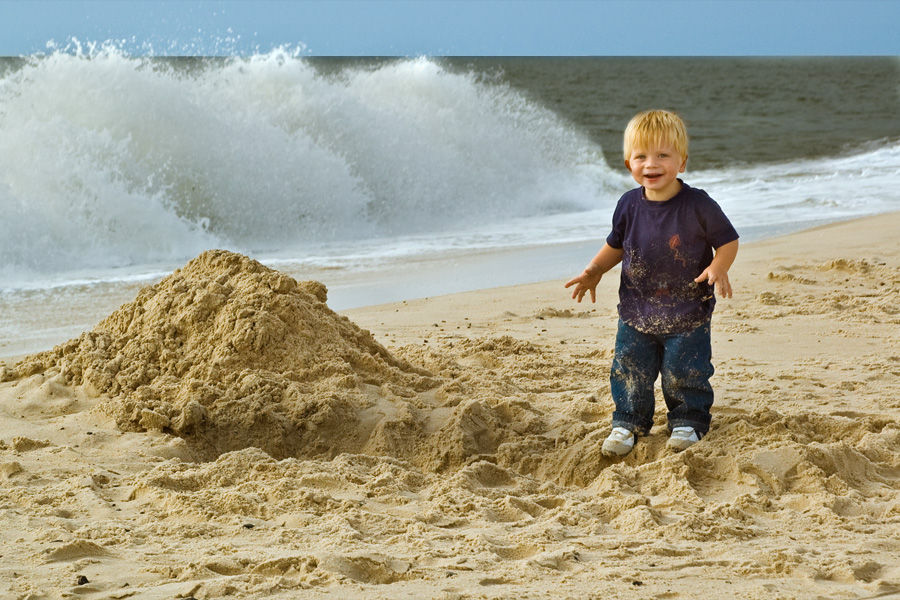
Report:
643,179,682,202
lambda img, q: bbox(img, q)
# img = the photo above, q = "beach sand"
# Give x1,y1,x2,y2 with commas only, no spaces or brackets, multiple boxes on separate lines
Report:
1,213,899,600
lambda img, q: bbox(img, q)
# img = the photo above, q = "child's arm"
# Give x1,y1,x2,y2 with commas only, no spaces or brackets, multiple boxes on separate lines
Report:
694,239,739,298
565,243,624,303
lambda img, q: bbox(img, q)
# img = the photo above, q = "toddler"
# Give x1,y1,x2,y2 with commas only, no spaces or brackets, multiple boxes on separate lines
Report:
565,110,739,456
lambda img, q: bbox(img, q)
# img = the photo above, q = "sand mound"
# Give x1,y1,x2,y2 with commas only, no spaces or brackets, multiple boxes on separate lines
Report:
13,250,439,460
11,251,648,474
9,251,599,473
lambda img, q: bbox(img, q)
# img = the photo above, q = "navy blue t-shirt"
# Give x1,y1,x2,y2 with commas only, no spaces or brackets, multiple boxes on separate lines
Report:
606,181,739,334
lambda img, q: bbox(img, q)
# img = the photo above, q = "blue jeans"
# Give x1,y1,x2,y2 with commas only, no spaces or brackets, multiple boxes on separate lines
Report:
610,319,714,437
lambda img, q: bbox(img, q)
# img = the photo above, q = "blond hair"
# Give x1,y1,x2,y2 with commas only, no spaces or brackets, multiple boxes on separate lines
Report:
623,110,689,162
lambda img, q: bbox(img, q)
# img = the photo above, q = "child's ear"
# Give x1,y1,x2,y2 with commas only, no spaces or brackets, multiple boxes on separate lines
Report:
625,159,631,171
680,156,688,172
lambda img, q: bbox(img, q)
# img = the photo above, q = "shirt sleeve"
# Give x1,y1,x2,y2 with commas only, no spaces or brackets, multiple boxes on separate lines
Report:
701,197,739,249
605,194,630,249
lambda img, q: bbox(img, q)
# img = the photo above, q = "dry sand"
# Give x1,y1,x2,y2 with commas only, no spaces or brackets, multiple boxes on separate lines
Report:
1,213,899,600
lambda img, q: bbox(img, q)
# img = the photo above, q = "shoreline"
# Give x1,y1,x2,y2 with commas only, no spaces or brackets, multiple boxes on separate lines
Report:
344,209,900,323
3,211,899,361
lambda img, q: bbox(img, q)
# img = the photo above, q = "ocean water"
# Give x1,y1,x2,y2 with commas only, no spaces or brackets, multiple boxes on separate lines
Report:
1,50,899,353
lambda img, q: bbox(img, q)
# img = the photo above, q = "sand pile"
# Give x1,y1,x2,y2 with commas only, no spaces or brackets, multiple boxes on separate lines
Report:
10,250,439,460
7,250,585,472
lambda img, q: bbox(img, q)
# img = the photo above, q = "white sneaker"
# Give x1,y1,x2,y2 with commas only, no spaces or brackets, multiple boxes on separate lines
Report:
602,427,635,457
667,427,700,452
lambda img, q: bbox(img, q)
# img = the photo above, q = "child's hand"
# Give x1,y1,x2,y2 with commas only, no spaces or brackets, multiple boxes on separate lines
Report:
695,267,732,298
565,268,603,303
698,240,738,299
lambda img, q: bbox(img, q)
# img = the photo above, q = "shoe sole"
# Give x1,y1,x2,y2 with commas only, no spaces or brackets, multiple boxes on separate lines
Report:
666,439,696,452
601,441,634,457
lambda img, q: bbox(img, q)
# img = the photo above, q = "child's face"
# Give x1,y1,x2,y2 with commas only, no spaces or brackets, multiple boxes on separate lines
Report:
625,140,687,201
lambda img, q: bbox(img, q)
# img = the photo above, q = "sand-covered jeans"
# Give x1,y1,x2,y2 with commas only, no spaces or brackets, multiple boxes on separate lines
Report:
609,319,714,437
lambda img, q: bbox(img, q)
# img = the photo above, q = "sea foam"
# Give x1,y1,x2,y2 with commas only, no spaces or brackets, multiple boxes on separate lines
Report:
0,47,620,285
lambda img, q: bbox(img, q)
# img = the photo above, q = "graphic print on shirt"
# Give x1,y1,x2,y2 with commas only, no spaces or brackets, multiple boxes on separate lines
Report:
668,234,688,267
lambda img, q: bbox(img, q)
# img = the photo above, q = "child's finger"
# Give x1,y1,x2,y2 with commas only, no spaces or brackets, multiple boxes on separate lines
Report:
715,275,732,298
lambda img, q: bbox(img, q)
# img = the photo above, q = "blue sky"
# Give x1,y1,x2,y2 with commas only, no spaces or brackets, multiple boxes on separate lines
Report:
1,0,898,56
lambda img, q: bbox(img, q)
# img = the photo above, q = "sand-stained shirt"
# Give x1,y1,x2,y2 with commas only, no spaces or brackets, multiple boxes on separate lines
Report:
606,182,739,335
